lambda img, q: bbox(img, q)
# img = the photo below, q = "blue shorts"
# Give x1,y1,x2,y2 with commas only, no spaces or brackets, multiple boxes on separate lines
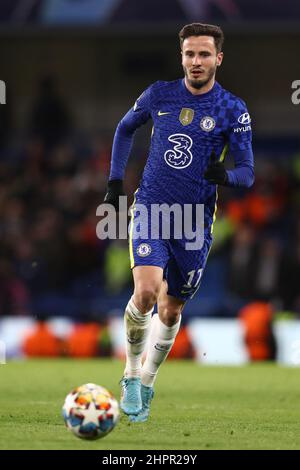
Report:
128,206,212,301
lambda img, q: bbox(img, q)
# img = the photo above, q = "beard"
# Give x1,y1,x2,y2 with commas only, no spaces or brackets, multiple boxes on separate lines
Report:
183,64,216,90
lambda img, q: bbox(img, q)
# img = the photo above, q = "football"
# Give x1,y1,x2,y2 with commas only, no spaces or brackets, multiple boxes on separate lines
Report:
62,383,120,440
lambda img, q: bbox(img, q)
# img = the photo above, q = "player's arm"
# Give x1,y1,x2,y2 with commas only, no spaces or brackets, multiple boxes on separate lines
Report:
204,100,254,188
204,147,254,188
226,147,254,188
104,87,152,208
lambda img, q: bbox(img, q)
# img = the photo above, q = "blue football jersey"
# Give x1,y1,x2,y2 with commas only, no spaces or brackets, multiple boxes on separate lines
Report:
118,80,252,220
109,79,254,234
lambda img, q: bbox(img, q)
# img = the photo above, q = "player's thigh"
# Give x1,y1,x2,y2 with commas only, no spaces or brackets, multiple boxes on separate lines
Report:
166,236,212,301
132,265,164,305
130,235,169,302
133,265,164,291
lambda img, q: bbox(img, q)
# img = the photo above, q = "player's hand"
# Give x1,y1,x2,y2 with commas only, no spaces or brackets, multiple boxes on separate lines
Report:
204,149,228,185
103,179,125,211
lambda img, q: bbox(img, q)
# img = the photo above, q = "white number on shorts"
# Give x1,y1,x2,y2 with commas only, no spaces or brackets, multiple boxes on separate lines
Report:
185,269,203,289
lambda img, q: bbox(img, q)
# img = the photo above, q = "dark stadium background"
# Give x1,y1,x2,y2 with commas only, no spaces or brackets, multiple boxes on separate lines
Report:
0,0,300,364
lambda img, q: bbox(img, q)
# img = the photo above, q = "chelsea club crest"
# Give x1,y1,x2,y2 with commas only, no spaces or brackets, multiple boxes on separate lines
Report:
137,243,152,257
200,116,216,132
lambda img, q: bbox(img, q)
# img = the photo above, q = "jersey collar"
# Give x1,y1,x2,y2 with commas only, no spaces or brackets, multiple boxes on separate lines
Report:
181,79,220,99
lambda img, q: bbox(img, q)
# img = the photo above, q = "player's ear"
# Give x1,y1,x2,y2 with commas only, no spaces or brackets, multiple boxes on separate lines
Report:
216,52,223,67
181,49,184,65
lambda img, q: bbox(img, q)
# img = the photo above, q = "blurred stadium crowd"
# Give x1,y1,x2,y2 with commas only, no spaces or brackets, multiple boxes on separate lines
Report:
0,76,300,322
0,0,299,25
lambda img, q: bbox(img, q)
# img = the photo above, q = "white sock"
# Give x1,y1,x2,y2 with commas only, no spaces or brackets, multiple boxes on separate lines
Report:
141,313,181,387
124,296,153,378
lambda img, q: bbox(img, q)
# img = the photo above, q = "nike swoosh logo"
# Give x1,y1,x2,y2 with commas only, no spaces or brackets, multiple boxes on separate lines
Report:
158,111,170,116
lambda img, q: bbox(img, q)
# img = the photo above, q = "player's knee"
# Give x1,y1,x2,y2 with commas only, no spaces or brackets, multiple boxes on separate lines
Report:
134,285,160,313
159,304,182,327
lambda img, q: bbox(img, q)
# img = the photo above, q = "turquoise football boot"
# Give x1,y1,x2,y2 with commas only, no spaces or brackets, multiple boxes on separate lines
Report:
129,384,154,423
120,377,142,415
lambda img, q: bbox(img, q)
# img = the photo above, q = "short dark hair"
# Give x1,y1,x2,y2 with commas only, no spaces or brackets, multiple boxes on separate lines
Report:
179,23,224,53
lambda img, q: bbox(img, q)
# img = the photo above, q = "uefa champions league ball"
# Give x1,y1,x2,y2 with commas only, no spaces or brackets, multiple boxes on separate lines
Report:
62,383,120,440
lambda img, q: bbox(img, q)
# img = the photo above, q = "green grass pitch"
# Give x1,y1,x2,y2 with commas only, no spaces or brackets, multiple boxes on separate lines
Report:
0,359,299,450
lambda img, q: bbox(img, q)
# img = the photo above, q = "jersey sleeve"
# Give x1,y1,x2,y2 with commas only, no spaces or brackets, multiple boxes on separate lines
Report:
227,99,252,152
225,98,254,188
226,148,255,188
109,85,153,180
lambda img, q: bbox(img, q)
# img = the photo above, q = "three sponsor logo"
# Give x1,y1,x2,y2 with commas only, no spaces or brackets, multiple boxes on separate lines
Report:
164,133,193,170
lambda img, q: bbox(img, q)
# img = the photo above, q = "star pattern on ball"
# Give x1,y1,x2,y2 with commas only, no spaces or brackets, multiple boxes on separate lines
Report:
81,400,105,427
